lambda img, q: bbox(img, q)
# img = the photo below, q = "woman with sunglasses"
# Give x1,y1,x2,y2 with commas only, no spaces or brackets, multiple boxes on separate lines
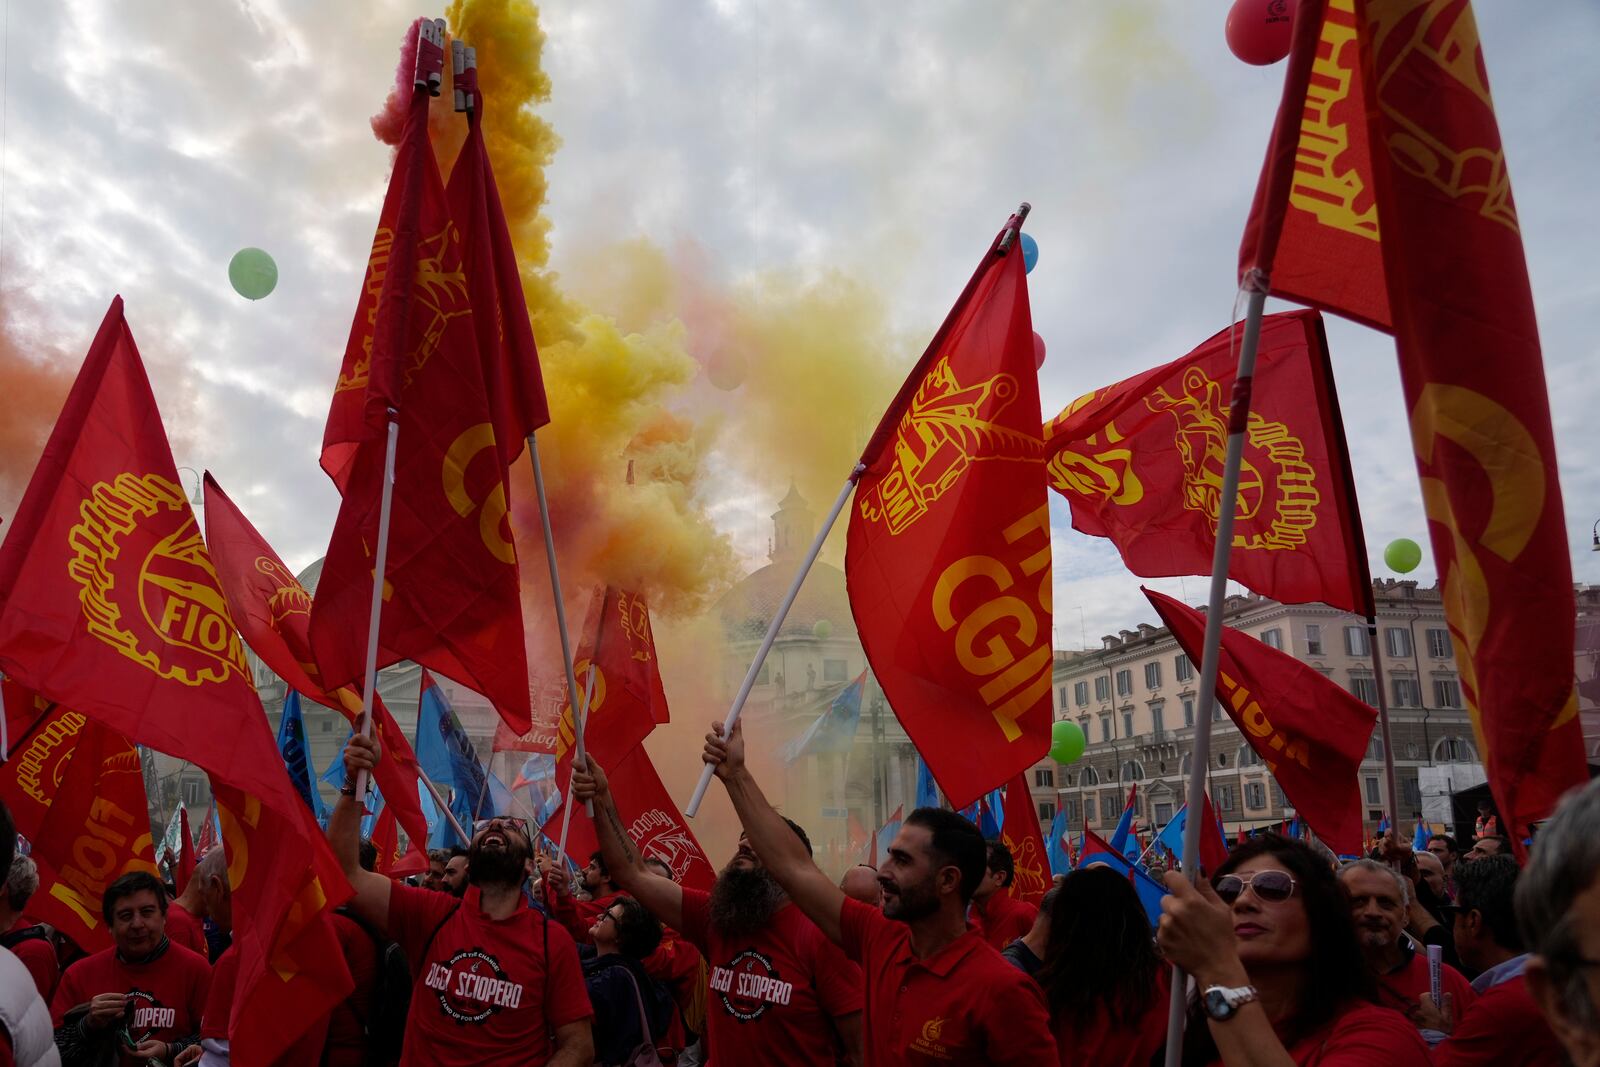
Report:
1158,834,1429,1066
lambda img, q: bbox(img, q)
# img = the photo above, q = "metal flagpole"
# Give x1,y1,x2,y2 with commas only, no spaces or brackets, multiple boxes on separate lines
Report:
686,467,864,818
0,673,9,761
353,411,401,805
417,766,471,846
1367,617,1400,834
1162,273,1270,1067
555,665,597,861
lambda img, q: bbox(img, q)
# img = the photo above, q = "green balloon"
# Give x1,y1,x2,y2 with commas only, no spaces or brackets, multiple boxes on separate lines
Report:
1384,537,1422,574
1049,719,1086,764
812,619,833,640
229,247,278,300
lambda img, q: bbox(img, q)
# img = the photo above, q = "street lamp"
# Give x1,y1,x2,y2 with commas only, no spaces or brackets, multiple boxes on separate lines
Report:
1592,518,1600,552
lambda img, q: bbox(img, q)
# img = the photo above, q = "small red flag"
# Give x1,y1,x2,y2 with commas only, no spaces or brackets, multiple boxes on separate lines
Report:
371,803,429,878
177,807,196,895
1197,791,1231,876
0,298,352,1065
0,677,49,757
998,771,1050,907
0,707,159,951
313,77,532,735
846,214,1050,810
1044,310,1373,617
1144,588,1373,855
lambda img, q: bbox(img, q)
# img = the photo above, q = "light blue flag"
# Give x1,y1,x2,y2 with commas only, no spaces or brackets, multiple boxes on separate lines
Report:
874,808,903,866
276,691,327,823
915,756,941,812
1046,810,1072,875
415,672,494,846
1081,832,1170,927
781,672,867,763
1108,787,1138,860
321,728,353,793
1412,820,1430,852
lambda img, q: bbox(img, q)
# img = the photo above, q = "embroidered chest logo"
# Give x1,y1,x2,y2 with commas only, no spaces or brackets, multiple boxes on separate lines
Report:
911,1014,957,1060
708,949,794,1022
423,947,526,1025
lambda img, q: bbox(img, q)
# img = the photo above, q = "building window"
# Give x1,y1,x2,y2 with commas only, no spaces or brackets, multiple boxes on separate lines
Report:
1402,777,1421,809
1239,746,1261,767
1385,628,1413,659
1427,628,1453,659
1100,716,1113,743
1367,735,1384,760
1245,782,1266,809
1144,662,1162,689
1058,685,1068,710
1122,711,1134,738
1261,628,1283,650
1183,699,1195,727
1151,704,1165,737
1365,776,1381,804
1305,624,1323,656
1102,790,1120,816
1434,736,1477,763
1175,654,1194,682
1115,669,1133,697
1392,676,1422,708
1180,752,1192,775
1271,781,1287,807
1038,802,1057,822
1074,680,1090,706
757,663,770,685
824,659,848,682
1081,766,1100,786
1433,678,1462,708
1212,701,1222,722
1122,760,1145,782
1154,802,1174,825
1217,785,1236,811
1084,798,1097,822
1350,675,1379,706
183,780,202,806
321,718,334,732
1078,716,1090,737
1345,625,1369,658
1095,676,1110,702
1035,768,1054,787
1064,799,1079,823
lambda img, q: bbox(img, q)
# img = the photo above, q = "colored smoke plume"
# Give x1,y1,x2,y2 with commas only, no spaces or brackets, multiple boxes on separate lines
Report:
0,317,73,519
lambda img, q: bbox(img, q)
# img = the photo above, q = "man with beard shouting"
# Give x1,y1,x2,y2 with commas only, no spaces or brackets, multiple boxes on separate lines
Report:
571,755,864,1066
700,720,1058,1065
330,734,594,1066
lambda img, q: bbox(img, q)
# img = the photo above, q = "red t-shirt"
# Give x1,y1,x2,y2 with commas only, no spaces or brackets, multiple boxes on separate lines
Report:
4,922,58,1003
679,888,863,1065
50,942,210,1066
1374,949,1476,1024
1432,974,1567,1067
199,945,328,1063
1205,1001,1427,1066
838,896,1057,1066
324,913,379,1067
164,903,209,960
389,883,593,1065
969,893,1037,952
1053,968,1168,1067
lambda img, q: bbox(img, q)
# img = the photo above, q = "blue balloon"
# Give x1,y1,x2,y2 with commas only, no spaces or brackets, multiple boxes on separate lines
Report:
1020,232,1039,274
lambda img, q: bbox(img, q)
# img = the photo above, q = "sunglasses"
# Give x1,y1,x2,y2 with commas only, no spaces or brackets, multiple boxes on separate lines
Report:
477,816,530,839
1215,870,1298,904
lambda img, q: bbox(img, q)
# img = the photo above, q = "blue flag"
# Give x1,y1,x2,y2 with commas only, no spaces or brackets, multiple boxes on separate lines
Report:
1046,809,1072,875
276,691,327,823
1108,785,1139,860
1412,820,1430,852
1081,831,1170,927
415,671,495,847
781,672,867,763
915,756,941,811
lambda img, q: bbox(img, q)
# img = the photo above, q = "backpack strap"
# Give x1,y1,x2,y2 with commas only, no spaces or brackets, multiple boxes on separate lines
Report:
417,903,462,966
618,965,656,1047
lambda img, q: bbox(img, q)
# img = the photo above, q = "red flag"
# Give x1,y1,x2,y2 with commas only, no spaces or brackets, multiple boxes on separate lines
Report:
0,297,352,1065
0,677,49,756
1240,0,1390,330
550,744,715,892
1043,310,1373,616
1350,0,1582,849
446,96,550,462
177,807,196,895
846,215,1050,810
193,803,219,856
1197,791,1231,876
847,813,871,866
998,772,1049,907
1144,588,1373,855
203,473,433,852
371,804,429,879
312,73,532,735
0,707,159,951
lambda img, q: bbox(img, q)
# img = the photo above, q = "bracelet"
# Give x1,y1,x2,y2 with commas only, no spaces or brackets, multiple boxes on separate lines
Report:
340,782,357,797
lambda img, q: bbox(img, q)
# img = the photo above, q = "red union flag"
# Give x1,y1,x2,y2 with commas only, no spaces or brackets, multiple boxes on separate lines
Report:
846,215,1050,810
0,298,352,1066
312,76,532,735
1043,310,1373,616
998,771,1049,907
203,474,433,852
0,707,159,952
1144,588,1373,855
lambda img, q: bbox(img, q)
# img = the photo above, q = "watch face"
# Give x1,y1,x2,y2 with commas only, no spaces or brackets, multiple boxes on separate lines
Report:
1204,988,1235,1021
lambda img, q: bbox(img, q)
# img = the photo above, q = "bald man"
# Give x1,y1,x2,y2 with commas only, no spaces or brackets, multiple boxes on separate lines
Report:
840,865,881,907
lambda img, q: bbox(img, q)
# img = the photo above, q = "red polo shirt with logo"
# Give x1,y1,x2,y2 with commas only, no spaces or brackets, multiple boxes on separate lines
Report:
389,883,593,1065
838,896,1056,1066
164,902,209,960
969,892,1037,952
51,941,210,1066
679,888,862,1065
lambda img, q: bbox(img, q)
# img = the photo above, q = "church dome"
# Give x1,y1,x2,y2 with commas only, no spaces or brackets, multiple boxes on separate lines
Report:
714,482,858,643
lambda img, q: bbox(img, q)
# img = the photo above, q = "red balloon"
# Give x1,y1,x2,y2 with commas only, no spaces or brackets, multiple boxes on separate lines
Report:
1226,0,1296,66
1032,332,1046,371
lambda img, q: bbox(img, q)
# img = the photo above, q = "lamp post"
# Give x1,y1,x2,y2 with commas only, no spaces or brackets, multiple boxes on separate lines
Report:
1591,518,1600,552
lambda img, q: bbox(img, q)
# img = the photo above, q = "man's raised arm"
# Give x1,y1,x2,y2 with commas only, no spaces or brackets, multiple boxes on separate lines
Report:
704,719,846,944
570,755,685,930
326,732,394,928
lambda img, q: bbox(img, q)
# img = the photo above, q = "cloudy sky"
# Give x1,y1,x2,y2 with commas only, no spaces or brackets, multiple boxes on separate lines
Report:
1,0,1597,647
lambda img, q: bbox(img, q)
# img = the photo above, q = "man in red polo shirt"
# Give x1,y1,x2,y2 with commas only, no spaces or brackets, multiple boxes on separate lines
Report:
701,720,1057,1065
331,734,594,1066
164,853,213,960
50,871,210,1065
572,755,863,1066
968,842,1037,952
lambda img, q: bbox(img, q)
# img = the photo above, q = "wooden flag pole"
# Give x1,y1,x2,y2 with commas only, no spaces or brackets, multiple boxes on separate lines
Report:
1366,618,1401,835
1162,274,1270,1067
555,664,598,861
353,411,401,805
685,466,864,818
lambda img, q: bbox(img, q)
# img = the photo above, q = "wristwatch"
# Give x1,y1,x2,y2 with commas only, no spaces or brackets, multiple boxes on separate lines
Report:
1201,984,1259,1021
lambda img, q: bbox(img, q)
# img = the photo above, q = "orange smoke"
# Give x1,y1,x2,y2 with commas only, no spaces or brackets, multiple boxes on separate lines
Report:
0,312,75,519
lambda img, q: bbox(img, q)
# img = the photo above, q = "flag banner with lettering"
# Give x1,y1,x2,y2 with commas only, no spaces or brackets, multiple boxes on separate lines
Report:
0,297,352,1065
312,78,532,736
997,772,1049,907
1240,0,1390,331
550,743,715,892
203,473,434,853
1043,310,1373,617
1144,588,1373,854
0,706,158,951
846,214,1051,811
446,94,551,461
1350,0,1582,848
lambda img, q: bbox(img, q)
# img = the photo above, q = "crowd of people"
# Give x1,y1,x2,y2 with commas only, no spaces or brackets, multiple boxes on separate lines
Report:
1,722,1598,1066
